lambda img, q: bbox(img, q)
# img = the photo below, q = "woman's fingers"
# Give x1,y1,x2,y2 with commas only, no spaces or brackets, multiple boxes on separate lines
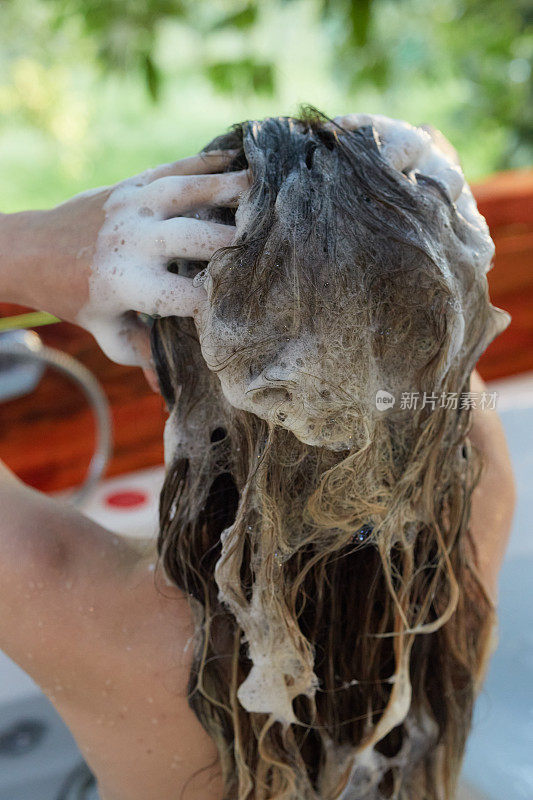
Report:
143,150,239,182
86,277,207,365
332,113,373,131
134,272,208,318
155,217,236,260
417,124,461,166
140,170,250,216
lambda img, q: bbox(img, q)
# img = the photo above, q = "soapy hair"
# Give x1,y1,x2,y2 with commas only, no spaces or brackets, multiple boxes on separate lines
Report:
152,112,507,799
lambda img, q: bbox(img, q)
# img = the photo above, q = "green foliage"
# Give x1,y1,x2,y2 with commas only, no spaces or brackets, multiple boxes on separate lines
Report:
206,58,274,95
0,0,531,213
13,0,527,171
209,3,258,30
29,0,267,100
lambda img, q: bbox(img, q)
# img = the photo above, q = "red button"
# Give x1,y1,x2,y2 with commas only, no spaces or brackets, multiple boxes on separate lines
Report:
104,489,149,509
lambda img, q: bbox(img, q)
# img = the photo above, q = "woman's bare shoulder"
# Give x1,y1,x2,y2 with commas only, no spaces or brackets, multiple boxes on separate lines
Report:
0,476,223,799
468,371,516,602
0,472,189,701
53,556,224,800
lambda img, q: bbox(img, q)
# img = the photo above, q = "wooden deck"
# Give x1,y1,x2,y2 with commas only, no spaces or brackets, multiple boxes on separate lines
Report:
1,168,532,493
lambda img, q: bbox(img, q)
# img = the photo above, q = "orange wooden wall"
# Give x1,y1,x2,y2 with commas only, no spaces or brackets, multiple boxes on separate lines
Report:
474,169,533,380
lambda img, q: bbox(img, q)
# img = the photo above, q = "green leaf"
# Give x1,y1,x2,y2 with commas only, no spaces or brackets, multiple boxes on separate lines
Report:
252,62,275,94
210,3,258,31
348,0,372,47
205,57,274,96
143,52,161,101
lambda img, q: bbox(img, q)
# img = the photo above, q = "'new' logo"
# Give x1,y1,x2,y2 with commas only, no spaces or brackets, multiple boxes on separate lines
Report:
375,390,396,411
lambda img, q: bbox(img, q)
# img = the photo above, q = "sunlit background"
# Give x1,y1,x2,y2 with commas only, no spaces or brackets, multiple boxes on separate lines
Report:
1,0,532,212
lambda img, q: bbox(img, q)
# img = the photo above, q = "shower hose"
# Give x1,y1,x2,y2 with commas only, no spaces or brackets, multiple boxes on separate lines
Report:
0,333,112,506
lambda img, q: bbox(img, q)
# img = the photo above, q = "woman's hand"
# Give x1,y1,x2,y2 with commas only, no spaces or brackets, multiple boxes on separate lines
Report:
1,153,248,364
332,112,466,203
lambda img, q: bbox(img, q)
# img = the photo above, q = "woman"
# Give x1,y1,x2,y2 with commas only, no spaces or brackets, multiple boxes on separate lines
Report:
0,113,515,800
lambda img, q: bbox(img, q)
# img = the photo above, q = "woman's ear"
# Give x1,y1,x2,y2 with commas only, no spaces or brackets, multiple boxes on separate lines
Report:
142,364,161,394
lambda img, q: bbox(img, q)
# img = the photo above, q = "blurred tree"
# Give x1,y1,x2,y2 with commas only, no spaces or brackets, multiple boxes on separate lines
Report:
0,0,531,171
38,0,276,101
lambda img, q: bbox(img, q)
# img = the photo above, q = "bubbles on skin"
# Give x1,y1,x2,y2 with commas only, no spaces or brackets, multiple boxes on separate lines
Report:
192,268,208,287
76,173,211,365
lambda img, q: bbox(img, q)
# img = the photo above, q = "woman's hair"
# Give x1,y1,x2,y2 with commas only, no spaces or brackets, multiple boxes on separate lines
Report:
151,112,507,799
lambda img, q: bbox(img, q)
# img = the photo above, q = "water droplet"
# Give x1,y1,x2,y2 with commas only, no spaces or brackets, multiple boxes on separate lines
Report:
352,523,373,543
192,268,207,287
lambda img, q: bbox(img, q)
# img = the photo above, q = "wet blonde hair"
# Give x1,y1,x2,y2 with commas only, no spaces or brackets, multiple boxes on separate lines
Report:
152,112,507,799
